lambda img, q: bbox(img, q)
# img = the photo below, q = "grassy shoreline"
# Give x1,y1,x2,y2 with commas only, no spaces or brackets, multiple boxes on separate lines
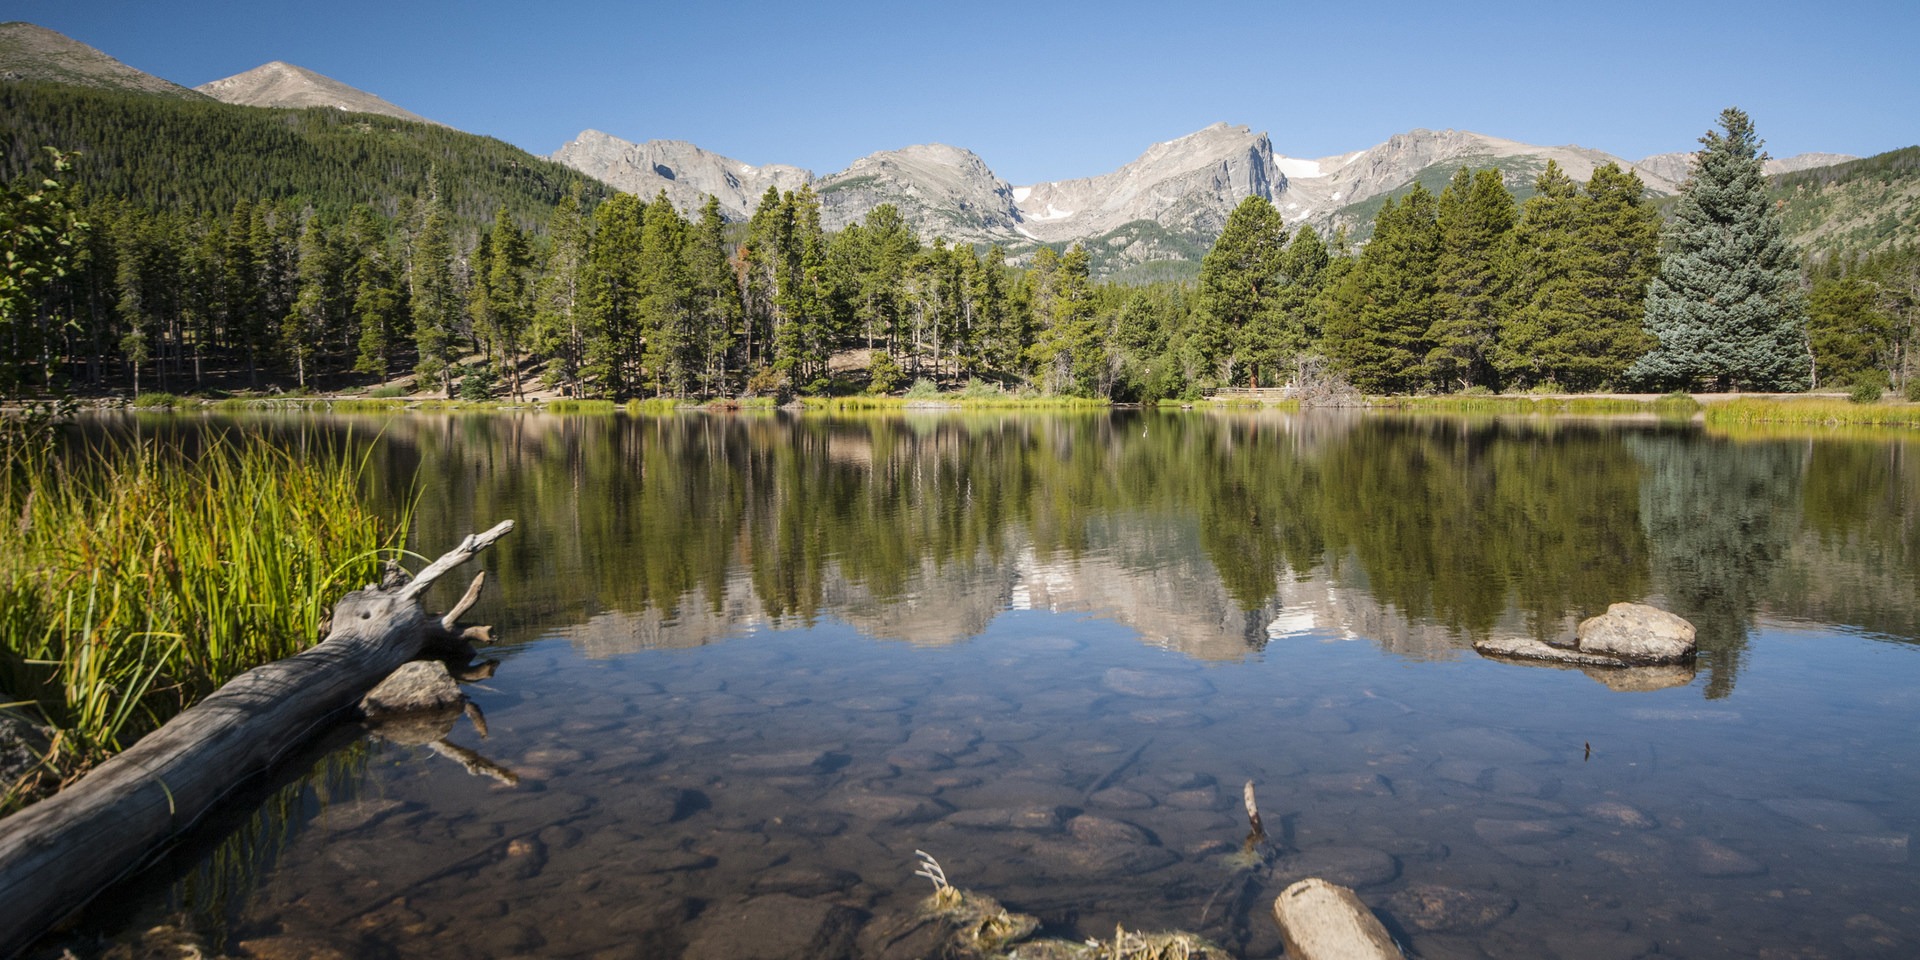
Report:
0,423,408,813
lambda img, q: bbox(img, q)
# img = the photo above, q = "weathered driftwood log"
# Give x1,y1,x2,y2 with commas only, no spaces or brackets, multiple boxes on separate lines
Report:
0,521,513,959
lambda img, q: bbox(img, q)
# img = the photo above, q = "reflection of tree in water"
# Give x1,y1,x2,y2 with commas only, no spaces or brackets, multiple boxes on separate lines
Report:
1629,431,1805,698
1193,415,1652,643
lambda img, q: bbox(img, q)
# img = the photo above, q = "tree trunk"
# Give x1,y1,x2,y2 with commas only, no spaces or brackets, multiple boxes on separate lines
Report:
0,521,514,959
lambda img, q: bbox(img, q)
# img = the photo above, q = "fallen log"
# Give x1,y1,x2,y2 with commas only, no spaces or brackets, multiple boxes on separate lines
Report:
0,520,513,959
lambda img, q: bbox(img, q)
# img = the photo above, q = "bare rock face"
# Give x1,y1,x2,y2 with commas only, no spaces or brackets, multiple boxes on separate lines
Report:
1013,123,1283,245
815,143,1023,240
0,22,206,99
1576,603,1697,664
550,131,813,221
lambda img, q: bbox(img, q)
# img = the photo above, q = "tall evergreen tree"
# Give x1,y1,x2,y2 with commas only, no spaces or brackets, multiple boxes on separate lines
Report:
1628,108,1809,391
1197,196,1288,386
409,173,461,397
1497,161,1660,390
687,196,741,397
1324,186,1442,394
530,184,590,396
484,207,532,398
1427,168,1515,391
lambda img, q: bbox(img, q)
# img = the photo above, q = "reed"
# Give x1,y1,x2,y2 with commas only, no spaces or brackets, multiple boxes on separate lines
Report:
1703,397,1920,428
544,398,617,414
0,426,407,811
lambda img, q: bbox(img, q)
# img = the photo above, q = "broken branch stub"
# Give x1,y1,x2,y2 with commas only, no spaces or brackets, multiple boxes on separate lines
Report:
0,521,514,960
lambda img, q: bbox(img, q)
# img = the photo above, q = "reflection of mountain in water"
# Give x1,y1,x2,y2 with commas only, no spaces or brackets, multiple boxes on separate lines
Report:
89,410,1920,695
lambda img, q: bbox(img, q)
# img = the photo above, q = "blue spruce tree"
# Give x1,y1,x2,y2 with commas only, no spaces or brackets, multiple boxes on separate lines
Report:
1628,108,1808,391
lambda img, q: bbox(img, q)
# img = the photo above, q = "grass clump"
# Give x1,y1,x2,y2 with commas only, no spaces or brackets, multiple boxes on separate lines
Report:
623,398,681,416
0,421,407,811
367,383,410,399
130,392,184,409
545,399,617,414
1704,396,1920,428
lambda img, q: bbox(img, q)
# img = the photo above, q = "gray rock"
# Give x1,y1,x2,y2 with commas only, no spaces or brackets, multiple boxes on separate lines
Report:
360,660,463,715
1271,878,1406,960
1473,635,1632,667
1383,883,1516,933
1576,602,1697,663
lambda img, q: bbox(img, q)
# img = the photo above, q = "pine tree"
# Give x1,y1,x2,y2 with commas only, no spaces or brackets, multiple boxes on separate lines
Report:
1197,196,1288,386
1273,224,1330,384
530,184,590,396
1628,108,1810,391
1497,161,1659,391
1427,168,1515,391
582,192,646,397
485,207,531,397
687,196,741,397
409,172,461,397
1324,186,1442,394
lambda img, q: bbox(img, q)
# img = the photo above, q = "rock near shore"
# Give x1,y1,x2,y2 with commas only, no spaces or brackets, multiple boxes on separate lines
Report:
1474,602,1696,671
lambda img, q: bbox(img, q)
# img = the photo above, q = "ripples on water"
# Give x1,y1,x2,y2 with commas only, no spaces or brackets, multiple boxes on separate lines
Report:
54,410,1920,959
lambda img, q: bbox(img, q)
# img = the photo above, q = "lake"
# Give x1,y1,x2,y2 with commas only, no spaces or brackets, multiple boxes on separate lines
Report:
48,409,1920,959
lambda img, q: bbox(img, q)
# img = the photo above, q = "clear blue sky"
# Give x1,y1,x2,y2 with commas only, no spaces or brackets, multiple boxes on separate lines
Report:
12,0,1917,184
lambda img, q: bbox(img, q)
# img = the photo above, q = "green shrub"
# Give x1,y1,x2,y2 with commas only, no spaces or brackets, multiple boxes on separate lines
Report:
867,353,906,394
1849,381,1885,404
905,378,941,399
130,392,181,409
368,383,409,399
458,367,497,401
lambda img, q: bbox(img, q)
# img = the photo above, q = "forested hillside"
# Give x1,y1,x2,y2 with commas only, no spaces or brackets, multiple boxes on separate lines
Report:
1774,146,1920,263
0,81,610,231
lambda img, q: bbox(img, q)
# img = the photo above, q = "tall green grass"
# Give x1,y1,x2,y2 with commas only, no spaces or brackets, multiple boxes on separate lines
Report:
1703,397,1920,428
0,425,407,811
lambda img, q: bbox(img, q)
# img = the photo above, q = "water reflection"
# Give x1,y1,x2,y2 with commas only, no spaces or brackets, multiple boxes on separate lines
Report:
82,409,1920,696
47,409,1920,960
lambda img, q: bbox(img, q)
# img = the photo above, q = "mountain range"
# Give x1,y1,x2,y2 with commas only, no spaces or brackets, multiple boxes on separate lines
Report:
3,20,1902,276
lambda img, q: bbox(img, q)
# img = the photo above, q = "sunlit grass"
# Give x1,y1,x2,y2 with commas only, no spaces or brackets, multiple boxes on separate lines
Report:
1372,394,1701,418
1703,397,1920,428
0,426,407,811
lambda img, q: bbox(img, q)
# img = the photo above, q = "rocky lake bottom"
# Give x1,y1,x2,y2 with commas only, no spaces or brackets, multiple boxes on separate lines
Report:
69,612,1917,960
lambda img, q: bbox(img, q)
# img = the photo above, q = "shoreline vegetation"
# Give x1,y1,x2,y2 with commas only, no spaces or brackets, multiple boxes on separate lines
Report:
46,385,1920,429
0,418,407,814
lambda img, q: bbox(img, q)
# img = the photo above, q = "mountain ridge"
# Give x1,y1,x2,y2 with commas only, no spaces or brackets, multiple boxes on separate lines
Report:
0,21,205,100
195,61,441,126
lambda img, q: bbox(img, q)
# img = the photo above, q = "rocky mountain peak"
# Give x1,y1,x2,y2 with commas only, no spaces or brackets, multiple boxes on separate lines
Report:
194,60,439,126
1011,123,1282,244
816,143,1021,239
550,132,812,220
0,21,205,99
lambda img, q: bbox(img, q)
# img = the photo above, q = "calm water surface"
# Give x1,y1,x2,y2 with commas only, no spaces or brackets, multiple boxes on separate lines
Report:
54,410,1920,959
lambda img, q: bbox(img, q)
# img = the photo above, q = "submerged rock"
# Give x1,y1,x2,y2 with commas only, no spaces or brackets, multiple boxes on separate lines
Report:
1383,882,1516,932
